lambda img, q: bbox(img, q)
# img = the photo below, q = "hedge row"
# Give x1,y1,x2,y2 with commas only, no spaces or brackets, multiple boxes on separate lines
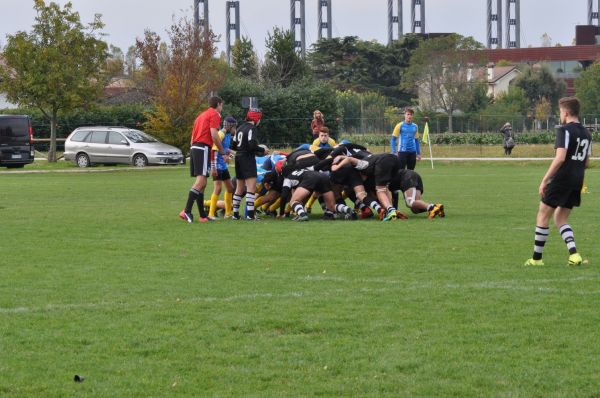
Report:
340,131,600,147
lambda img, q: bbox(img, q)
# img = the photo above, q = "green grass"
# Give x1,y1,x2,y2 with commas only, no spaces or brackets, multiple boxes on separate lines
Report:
1,162,599,397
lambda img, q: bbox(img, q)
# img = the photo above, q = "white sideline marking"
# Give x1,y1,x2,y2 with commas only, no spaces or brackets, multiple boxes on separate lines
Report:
3,276,599,315
0,291,306,315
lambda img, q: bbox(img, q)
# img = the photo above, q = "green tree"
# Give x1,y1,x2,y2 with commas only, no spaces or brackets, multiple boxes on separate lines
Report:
137,16,226,151
232,36,259,79
0,0,108,162
513,65,565,113
403,34,486,132
261,27,308,87
575,61,600,116
309,35,420,106
105,44,125,78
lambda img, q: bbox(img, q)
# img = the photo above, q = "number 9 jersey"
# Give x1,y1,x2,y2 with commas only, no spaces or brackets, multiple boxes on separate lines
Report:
553,122,592,189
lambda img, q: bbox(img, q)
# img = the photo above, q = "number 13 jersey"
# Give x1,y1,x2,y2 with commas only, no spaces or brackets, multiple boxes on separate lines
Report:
554,122,592,189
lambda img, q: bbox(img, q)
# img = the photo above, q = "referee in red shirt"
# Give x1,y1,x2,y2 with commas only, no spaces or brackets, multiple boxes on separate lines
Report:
179,96,228,223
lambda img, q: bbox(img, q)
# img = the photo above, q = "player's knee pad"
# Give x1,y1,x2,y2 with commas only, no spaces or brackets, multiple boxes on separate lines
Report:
405,196,415,207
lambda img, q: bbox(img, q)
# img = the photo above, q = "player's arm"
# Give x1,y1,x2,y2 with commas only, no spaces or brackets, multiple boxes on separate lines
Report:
278,179,293,217
539,148,567,196
390,123,401,154
415,138,421,160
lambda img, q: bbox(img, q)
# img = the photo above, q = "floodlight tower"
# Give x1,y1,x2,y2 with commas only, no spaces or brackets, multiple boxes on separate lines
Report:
388,0,403,45
318,0,333,40
505,0,520,48
225,1,240,66
589,0,600,26
411,0,425,34
291,0,306,58
487,0,503,48
194,0,209,33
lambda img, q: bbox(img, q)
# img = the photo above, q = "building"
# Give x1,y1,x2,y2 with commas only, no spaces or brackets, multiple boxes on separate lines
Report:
483,45,600,95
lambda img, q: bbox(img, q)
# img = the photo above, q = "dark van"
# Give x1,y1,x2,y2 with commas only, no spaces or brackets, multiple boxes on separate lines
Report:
0,115,35,168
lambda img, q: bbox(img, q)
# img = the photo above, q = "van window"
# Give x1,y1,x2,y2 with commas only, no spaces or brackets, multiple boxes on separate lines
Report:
70,130,91,142
89,131,107,144
108,132,126,145
0,118,28,138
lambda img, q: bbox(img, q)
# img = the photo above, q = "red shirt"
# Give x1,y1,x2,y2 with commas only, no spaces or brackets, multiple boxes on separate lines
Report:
191,107,221,146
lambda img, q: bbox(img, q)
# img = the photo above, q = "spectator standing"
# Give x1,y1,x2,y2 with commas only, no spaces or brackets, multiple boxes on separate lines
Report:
501,122,515,155
311,110,325,140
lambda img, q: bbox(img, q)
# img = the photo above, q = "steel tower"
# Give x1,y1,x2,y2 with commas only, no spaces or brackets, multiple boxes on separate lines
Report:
388,0,403,44
194,0,209,33
505,0,520,48
291,0,306,57
487,0,503,48
225,1,240,65
589,0,600,26
411,0,425,34
318,0,333,40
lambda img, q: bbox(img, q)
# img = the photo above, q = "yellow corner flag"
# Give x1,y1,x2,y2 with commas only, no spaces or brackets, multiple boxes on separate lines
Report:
422,122,430,144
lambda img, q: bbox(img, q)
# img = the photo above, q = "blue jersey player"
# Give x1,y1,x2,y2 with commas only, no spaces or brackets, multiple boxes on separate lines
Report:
390,108,421,170
208,116,236,219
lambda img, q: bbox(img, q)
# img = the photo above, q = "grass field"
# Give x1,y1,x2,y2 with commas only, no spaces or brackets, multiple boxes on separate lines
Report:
1,161,599,397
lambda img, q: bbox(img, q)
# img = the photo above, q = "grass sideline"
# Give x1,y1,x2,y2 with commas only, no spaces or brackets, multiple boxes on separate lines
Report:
1,162,599,397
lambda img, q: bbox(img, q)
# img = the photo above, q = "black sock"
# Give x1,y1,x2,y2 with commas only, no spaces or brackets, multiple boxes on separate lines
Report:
195,192,206,218
185,189,200,214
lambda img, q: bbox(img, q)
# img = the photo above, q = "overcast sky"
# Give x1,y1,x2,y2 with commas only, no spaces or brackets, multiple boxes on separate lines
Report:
1,0,591,58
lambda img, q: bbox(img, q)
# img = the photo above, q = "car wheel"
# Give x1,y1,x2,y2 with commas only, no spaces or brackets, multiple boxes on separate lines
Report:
76,153,90,168
6,164,25,169
133,154,148,167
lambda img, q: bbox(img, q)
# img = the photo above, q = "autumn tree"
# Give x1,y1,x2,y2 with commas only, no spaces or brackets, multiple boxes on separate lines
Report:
403,34,486,132
0,0,107,162
137,16,226,151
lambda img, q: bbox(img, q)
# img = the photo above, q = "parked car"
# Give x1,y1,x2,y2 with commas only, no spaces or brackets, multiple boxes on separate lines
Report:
0,115,35,168
64,127,184,167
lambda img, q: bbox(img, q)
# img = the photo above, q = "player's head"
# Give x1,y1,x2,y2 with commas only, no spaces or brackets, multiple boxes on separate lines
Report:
246,108,263,125
559,96,580,123
209,96,223,111
262,171,276,190
404,107,414,123
319,127,330,143
340,139,350,145
223,116,237,132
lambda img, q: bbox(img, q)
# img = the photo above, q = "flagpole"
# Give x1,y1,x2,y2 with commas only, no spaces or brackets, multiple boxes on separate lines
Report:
428,137,434,169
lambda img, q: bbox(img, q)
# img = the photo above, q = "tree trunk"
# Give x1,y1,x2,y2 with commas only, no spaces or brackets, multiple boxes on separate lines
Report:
49,111,57,163
448,111,454,133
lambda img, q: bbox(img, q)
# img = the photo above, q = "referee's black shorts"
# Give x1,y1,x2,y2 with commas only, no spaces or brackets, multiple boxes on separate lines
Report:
542,182,582,209
235,153,257,180
190,143,210,177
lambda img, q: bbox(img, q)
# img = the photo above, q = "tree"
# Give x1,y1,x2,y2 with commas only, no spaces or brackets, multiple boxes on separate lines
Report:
136,16,226,151
575,60,600,116
513,65,565,113
232,36,259,79
0,0,108,162
125,45,138,77
261,27,308,87
308,35,420,106
105,44,125,78
403,34,486,132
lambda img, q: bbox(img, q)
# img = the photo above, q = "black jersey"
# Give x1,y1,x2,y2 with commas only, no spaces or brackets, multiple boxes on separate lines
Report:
553,122,592,189
330,143,371,160
232,122,264,154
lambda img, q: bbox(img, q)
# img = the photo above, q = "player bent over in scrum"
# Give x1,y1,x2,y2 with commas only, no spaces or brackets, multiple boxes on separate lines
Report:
389,169,444,219
333,153,401,221
278,168,354,221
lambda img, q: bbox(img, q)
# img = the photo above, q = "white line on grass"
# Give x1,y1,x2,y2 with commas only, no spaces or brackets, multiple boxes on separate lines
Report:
2,276,599,315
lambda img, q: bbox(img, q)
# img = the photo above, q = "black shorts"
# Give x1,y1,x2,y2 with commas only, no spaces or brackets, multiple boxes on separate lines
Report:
190,143,210,177
400,171,424,194
398,152,417,170
542,182,581,209
374,154,399,186
331,166,364,189
299,173,332,193
235,153,257,180
212,168,231,181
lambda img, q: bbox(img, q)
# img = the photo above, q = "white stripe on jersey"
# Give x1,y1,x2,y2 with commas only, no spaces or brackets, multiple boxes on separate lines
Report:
564,130,570,149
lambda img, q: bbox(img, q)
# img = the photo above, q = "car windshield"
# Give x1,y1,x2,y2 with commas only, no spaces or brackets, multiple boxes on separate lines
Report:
122,130,158,143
